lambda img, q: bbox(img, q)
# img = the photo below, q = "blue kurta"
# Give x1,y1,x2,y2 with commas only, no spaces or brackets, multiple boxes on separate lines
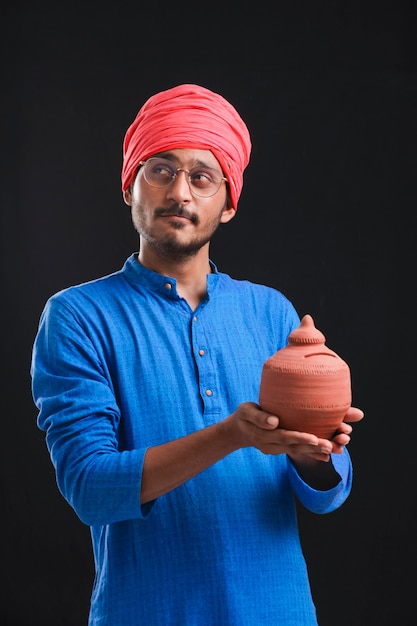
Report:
31,254,353,625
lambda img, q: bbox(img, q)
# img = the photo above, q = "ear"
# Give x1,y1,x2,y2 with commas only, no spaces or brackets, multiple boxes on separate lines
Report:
123,187,132,206
220,205,237,224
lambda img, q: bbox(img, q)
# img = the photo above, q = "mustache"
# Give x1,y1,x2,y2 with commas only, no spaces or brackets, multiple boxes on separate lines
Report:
154,205,198,223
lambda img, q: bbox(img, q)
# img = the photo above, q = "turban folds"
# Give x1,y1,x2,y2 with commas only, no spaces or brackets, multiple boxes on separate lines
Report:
121,84,251,211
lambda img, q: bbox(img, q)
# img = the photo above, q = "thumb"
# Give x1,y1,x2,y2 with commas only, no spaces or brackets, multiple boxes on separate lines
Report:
266,415,279,428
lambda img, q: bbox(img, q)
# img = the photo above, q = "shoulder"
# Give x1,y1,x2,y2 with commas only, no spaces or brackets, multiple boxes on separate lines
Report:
38,262,132,331
215,272,300,333
218,271,296,308
44,256,137,309
47,272,120,310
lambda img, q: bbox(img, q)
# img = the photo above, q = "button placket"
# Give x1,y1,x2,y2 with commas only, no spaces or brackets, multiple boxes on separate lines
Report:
191,313,216,409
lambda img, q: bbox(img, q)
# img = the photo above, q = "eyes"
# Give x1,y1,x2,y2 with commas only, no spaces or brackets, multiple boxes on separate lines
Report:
140,157,227,198
153,163,215,187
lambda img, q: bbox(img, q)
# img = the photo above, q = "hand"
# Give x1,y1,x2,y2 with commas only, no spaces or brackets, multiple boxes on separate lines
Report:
228,403,344,489
226,402,328,457
288,405,365,462
227,402,364,464
285,405,364,489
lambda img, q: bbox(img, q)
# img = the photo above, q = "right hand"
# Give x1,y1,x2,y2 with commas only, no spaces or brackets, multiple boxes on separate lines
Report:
223,401,324,457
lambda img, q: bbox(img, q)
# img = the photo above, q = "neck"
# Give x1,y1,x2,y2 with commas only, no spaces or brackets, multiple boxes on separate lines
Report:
138,244,212,311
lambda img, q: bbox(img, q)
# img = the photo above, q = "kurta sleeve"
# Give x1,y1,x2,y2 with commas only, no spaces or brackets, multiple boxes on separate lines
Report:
31,296,154,526
286,448,353,514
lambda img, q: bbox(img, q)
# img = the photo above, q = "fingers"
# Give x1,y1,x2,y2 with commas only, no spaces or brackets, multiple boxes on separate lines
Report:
335,422,352,436
276,427,320,446
254,408,321,447
331,433,351,446
343,406,364,423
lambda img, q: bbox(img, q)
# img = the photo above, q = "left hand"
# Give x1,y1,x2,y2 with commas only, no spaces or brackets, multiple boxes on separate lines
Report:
289,405,364,463
287,405,364,488
330,405,364,454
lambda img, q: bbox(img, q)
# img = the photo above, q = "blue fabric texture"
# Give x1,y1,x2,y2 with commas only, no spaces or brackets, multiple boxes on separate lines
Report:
31,254,353,625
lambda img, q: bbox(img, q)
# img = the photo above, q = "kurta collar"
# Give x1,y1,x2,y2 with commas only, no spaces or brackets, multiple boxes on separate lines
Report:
122,253,220,300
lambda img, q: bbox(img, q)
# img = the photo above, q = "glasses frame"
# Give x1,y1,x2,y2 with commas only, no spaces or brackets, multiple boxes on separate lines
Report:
138,157,228,198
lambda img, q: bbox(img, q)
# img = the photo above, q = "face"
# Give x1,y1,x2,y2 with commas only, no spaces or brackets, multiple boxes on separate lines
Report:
123,148,236,260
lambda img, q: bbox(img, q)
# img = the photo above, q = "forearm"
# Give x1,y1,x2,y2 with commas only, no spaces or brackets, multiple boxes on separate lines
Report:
140,420,238,503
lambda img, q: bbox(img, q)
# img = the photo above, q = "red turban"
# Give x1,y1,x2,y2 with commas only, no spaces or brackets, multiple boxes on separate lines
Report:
121,84,251,211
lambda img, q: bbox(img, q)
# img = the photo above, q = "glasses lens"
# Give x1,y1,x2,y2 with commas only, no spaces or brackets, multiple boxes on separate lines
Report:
143,158,176,187
188,167,224,196
143,158,225,197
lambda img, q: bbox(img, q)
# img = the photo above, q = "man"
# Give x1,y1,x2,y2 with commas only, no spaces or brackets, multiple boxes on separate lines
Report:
31,83,364,625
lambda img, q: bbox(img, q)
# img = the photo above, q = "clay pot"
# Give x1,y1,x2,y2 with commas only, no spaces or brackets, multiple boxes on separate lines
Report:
259,314,351,439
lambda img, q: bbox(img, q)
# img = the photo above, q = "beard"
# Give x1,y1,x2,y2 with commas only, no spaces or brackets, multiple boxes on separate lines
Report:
131,202,226,262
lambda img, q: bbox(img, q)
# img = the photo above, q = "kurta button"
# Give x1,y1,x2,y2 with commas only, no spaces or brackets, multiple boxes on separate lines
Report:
165,283,172,290
199,349,205,356
205,389,212,396
193,316,197,322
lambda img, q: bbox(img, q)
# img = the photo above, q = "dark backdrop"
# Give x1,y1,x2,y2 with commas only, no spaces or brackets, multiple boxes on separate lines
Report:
1,2,416,625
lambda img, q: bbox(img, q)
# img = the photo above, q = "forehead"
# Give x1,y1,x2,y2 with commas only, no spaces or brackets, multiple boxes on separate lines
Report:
151,148,221,169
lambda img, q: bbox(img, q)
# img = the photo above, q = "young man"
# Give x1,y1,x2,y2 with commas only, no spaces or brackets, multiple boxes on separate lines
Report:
31,83,363,625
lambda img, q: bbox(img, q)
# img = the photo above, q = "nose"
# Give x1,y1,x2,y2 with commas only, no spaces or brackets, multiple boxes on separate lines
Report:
166,169,193,203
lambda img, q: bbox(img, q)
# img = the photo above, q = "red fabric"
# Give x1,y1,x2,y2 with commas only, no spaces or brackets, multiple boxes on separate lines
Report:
121,84,251,210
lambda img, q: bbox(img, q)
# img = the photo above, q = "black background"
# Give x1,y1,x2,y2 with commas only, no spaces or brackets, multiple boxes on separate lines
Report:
1,2,416,624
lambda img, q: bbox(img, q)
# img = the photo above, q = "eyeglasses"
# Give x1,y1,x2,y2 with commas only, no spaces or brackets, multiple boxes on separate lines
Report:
139,157,228,198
